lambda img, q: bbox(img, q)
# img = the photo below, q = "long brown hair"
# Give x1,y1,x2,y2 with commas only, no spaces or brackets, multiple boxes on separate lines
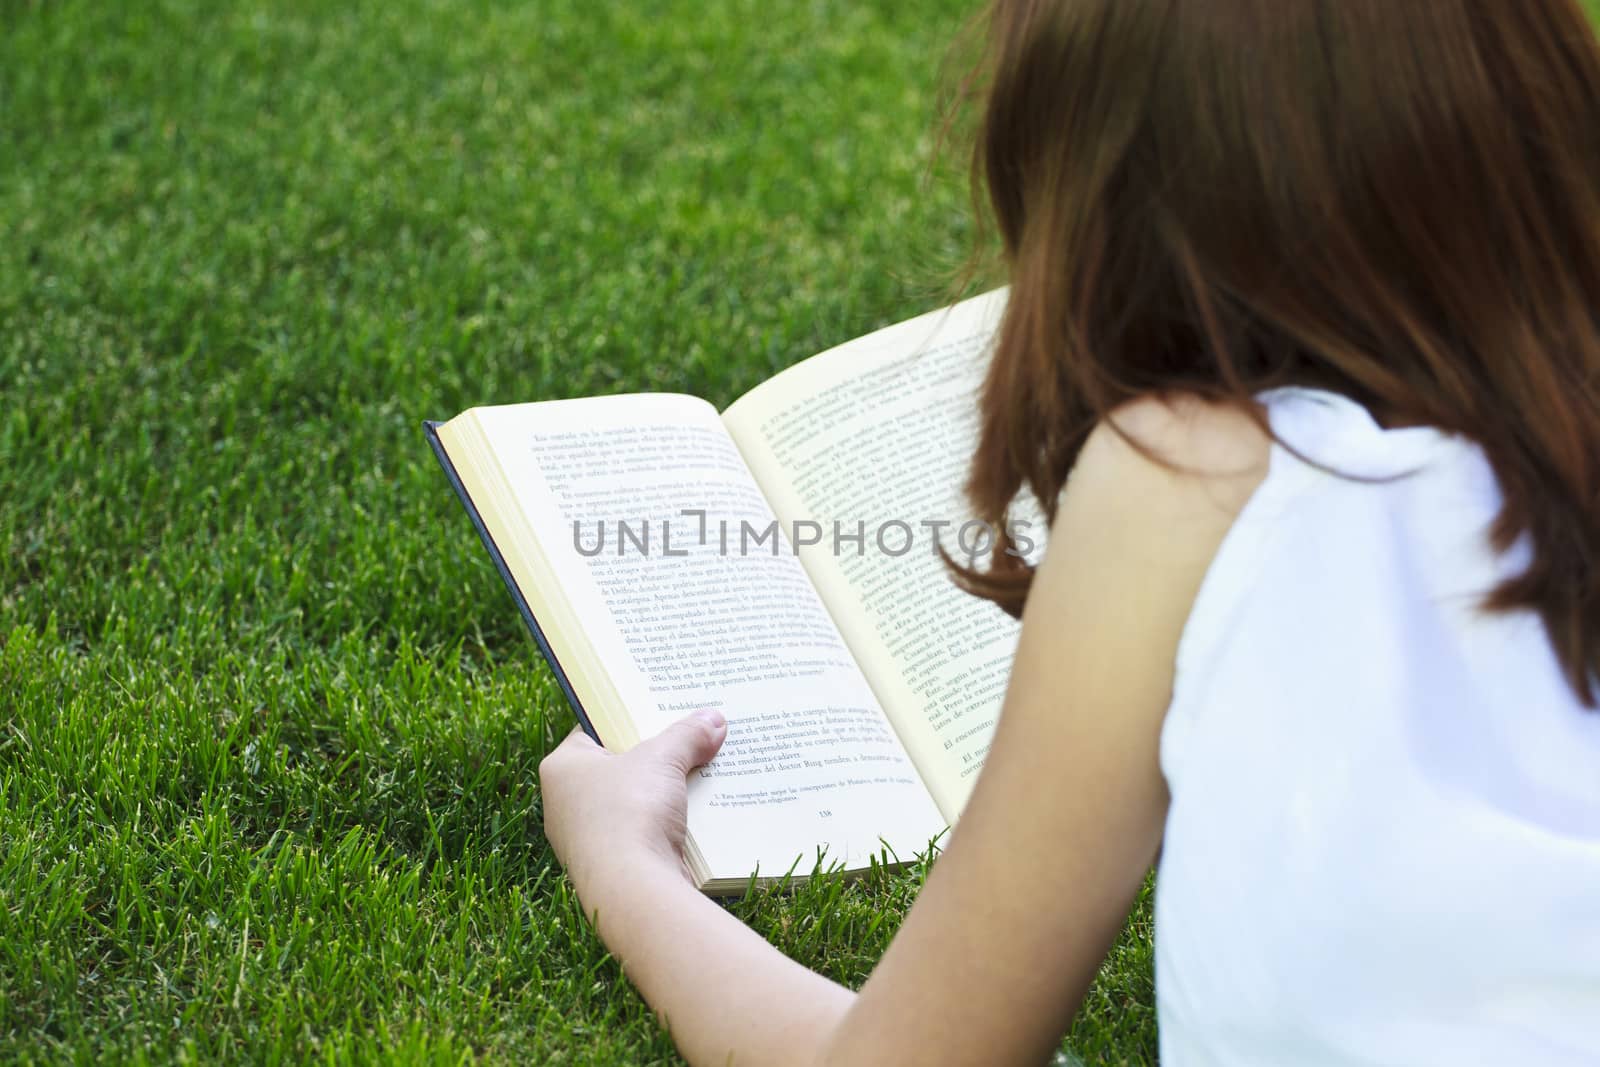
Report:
952,0,1600,704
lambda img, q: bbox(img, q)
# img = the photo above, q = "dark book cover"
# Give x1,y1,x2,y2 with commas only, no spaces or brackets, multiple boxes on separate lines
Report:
424,420,601,744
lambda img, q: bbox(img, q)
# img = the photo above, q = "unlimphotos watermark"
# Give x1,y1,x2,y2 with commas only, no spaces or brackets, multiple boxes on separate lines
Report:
571,509,1038,561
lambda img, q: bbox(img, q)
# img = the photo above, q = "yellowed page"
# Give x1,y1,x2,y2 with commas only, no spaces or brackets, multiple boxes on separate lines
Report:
721,290,1025,823
450,394,944,885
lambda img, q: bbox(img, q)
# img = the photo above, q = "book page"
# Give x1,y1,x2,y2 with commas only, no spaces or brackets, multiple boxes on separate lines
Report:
721,291,1029,822
465,395,944,882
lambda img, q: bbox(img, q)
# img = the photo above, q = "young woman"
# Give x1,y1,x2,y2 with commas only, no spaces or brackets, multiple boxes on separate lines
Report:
538,1,1600,1062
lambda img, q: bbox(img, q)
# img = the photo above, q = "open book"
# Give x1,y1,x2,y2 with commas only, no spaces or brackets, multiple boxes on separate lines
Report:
428,290,1027,893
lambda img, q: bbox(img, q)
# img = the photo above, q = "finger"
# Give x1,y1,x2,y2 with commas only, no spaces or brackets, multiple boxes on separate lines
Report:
549,724,601,758
559,723,599,749
636,709,727,776
540,723,602,775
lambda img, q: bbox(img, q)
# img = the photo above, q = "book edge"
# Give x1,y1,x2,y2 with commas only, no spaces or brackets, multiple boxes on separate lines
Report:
424,419,601,745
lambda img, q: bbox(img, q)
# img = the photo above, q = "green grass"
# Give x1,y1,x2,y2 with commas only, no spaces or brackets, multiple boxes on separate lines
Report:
0,0,1157,1062
10,0,1600,1062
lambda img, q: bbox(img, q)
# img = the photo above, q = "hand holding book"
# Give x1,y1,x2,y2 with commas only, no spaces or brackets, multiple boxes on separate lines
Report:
540,708,730,901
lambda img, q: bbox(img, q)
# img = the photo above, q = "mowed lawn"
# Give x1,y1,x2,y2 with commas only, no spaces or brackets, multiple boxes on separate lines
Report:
9,1,1595,1063
0,1,1160,1061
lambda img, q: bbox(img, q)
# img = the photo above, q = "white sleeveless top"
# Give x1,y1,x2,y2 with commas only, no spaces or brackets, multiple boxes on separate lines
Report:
1155,388,1600,1065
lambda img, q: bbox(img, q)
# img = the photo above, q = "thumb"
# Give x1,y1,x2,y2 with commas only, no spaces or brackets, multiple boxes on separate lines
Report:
640,709,728,775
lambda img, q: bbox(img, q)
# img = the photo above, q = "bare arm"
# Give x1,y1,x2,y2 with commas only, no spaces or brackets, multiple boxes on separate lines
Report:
539,397,1270,1066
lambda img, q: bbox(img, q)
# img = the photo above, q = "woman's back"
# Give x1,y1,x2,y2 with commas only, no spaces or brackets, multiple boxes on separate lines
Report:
1157,388,1600,1065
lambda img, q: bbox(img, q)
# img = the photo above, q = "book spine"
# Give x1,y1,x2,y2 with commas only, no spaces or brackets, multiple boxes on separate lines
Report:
423,420,601,744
